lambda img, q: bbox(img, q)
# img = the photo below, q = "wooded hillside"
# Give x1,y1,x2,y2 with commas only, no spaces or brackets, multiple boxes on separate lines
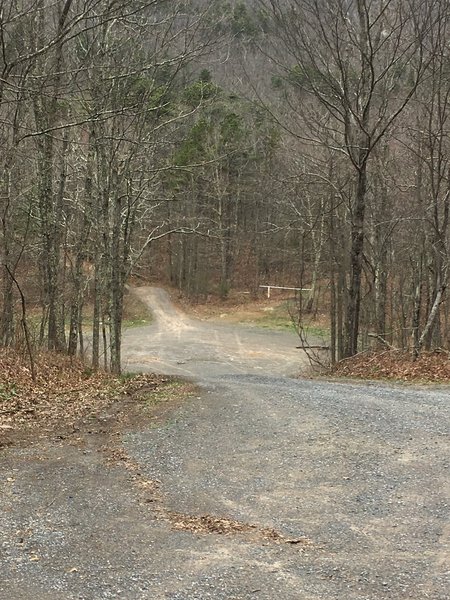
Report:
1,0,449,371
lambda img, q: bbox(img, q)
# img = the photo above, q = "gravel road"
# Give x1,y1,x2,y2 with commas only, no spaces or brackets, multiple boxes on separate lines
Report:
1,287,449,599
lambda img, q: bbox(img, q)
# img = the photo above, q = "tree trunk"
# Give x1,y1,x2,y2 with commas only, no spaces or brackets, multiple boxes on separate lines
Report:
92,260,101,370
68,131,94,356
0,167,15,346
110,178,124,374
344,163,367,357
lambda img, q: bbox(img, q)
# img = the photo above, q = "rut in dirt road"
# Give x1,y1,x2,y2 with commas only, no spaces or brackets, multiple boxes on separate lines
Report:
122,286,308,378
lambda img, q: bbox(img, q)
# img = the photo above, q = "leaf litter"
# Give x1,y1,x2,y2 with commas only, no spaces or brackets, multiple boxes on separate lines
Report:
0,348,170,445
332,349,450,383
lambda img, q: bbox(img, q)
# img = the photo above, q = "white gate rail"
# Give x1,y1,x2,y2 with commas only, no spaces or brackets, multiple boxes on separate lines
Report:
259,285,311,299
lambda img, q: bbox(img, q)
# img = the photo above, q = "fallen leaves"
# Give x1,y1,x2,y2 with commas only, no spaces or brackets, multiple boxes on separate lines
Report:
0,348,169,439
332,350,450,382
165,511,313,547
168,513,257,535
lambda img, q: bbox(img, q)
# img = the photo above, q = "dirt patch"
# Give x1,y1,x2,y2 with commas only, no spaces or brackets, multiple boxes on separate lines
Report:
165,512,313,547
122,287,308,378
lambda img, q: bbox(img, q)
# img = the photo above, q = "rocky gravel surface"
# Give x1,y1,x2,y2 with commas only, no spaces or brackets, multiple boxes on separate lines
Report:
1,288,449,599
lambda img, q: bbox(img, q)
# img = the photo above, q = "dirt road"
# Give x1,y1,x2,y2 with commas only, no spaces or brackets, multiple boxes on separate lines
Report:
122,287,306,378
1,288,449,599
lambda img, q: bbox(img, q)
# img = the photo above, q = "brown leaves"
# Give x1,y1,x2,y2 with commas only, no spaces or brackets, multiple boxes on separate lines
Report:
168,513,257,535
0,348,166,435
165,511,313,547
333,350,450,382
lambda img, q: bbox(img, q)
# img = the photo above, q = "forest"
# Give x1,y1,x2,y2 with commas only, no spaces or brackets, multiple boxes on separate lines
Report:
0,0,449,373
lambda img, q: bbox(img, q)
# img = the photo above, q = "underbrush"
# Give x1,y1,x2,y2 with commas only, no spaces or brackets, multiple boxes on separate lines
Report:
0,349,169,436
332,350,450,383
122,290,153,328
24,290,152,340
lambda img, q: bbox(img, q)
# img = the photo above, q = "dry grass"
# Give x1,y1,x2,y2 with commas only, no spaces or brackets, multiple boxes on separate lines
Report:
177,289,329,334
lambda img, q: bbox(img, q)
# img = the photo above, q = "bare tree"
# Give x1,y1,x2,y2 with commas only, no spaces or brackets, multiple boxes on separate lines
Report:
258,0,433,356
